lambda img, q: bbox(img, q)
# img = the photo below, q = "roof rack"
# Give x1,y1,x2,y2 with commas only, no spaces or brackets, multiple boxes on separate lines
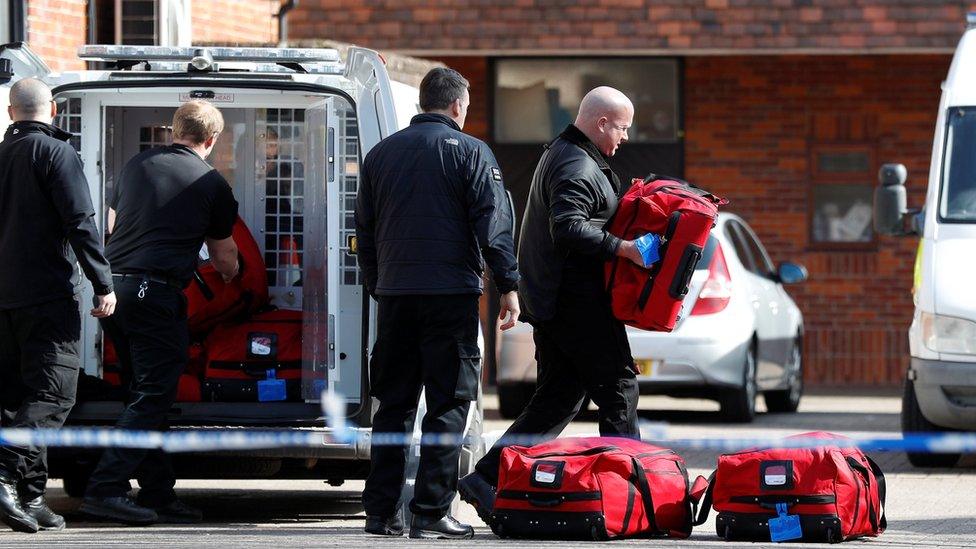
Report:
78,45,344,73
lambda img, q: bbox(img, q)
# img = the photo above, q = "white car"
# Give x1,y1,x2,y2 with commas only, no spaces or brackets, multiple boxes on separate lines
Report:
497,212,807,422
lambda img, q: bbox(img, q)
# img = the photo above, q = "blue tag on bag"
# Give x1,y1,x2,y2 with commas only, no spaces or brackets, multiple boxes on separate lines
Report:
769,503,803,542
633,233,662,268
257,368,287,402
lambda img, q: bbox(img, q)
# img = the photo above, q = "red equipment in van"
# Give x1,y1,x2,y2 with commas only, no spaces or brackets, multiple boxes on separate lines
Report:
605,175,726,332
185,216,269,335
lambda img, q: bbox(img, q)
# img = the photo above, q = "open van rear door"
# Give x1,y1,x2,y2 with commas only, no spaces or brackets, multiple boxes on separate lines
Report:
0,43,52,132
344,47,399,154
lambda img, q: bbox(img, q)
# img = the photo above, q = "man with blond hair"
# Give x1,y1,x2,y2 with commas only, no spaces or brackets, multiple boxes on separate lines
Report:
0,78,116,533
80,100,240,525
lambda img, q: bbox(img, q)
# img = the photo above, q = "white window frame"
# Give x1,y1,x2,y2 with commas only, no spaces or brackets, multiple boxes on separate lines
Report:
0,1,10,44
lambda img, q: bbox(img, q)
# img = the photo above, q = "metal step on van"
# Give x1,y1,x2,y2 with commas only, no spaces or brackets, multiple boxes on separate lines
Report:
0,42,486,497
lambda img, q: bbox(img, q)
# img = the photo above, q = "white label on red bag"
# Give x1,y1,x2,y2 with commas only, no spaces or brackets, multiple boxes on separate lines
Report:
764,464,788,486
250,337,273,356
534,464,557,484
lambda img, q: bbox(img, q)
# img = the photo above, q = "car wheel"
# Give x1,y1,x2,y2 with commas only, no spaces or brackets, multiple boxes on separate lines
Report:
764,337,803,413
720,342,757,423
902,378,961,468
497,382,535,420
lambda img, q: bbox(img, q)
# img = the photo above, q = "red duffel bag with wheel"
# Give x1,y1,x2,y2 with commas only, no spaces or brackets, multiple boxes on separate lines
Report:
491,436,703,540
693,432,886,543
605,175,726,332
185,216,269,335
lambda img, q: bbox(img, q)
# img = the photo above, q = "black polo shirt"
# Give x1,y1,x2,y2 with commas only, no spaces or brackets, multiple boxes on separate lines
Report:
106,144,238,285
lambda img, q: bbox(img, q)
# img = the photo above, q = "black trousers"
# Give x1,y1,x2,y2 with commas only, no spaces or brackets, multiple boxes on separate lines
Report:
0,297,81,501
362,294,480,519
86,278,187,505
474,292,640,485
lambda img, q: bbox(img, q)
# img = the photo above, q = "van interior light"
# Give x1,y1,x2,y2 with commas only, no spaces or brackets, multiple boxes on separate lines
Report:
78,45,341,64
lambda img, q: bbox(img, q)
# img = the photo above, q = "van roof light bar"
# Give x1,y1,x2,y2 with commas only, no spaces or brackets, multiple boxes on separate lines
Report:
78,45,341,64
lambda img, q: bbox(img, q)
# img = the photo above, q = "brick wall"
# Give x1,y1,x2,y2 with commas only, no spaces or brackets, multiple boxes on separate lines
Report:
27,0,88,72
191,0,278,46
684,55,947,386
292,0,976,54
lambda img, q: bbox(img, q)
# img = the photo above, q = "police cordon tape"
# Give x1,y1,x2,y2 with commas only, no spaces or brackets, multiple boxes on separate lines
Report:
0,391,972,454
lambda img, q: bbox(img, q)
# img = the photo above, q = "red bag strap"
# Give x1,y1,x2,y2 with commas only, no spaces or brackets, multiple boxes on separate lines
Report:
631,457,658,533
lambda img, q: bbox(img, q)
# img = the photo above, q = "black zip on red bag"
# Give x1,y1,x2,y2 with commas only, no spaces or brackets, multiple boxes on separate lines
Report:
693,431,887,543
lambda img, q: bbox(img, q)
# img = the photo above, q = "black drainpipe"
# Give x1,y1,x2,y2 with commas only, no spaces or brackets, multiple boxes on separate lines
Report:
10,0,27,42
277,0,298,46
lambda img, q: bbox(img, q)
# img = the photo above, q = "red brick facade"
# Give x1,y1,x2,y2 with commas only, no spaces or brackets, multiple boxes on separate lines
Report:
22,0,278,72
27,0,89,72
292,0,976,54
191,0,278,46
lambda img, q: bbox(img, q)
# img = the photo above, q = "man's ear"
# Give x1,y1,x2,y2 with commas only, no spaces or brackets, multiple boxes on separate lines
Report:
204,133,217,149
452,98,462,118
50,100,58,120
6,105,13,121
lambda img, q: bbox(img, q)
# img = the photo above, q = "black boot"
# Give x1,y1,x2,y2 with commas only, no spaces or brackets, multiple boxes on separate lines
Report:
79,495,158,525
21,497,64,531
139,499,202,524
409,514,474,539
0,474,38,533
458,471,496,527
365,511,404,536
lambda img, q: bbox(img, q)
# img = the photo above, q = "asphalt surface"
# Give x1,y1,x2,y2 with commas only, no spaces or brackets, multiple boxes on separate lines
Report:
0,390,973,548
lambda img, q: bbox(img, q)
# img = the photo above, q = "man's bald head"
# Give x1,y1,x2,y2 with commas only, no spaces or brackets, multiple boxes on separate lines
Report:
8,78,55,123
574,86,634,157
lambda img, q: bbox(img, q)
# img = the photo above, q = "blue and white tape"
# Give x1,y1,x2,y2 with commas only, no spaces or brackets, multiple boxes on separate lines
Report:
0,391,971,454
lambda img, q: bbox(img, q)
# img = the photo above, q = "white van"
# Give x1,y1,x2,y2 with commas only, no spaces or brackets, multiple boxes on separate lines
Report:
0,43,484,493
874,14,976,468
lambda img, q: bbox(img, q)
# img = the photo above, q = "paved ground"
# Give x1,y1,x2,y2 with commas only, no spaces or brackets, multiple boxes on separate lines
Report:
0,390,973,548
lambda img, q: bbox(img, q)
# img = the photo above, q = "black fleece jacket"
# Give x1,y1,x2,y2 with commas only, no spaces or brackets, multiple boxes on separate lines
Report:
0,121,113,309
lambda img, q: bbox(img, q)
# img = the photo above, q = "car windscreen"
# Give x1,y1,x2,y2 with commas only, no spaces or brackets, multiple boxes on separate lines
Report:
940,106,976,222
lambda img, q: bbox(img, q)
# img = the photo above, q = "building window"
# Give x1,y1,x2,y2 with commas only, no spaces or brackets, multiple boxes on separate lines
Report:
493,58,680,144
116,0,157,45
53,98,83,153
809,145,876,248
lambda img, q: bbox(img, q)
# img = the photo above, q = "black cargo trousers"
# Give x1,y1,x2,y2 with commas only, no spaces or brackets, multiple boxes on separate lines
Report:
0,297,82,501
362,294,481,519
86,276,188,506
474,292,641,485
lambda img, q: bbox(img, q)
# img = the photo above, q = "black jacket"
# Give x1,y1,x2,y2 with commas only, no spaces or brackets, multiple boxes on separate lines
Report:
0,121,113,309
356,113,519,296
518,124,625,322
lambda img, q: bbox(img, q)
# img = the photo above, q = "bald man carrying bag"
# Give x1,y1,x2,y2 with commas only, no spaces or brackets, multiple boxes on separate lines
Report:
460,87,647,527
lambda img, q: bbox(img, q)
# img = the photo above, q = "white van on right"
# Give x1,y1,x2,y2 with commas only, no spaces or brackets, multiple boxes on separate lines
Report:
874,13,976,468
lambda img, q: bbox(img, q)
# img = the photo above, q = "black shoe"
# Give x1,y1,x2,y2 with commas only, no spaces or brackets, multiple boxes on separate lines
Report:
458,472,496,527
139,499,202,524
79,496,158,525
365,512,404,536
0,475,38,533
409,514,474,539
21,497,64,531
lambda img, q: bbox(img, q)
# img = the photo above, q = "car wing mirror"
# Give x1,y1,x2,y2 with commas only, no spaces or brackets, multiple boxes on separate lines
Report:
777,262,808,284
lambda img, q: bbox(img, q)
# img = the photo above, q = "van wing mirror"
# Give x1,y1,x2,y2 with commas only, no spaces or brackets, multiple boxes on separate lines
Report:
873,163,916,236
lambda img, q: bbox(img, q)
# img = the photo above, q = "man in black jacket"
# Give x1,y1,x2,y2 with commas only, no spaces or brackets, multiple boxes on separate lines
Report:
0,78,116,533
356,67,519,539
459,86,645,524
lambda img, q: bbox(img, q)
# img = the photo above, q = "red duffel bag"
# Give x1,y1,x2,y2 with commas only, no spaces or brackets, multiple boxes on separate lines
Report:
693,432,887,543
202,308,303,402
185,216,269,335
605,175,726,332
491,436,701,540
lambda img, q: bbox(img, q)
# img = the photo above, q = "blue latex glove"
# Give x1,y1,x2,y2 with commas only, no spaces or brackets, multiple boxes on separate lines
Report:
633,233,662,268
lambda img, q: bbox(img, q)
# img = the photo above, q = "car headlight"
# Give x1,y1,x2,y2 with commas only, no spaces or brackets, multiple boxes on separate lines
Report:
921,312,976,354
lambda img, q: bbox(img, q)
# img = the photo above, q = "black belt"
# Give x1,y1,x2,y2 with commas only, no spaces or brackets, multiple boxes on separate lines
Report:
112,273,184,290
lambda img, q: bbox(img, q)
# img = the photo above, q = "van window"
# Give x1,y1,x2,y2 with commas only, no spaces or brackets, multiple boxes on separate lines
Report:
940,107,976,222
